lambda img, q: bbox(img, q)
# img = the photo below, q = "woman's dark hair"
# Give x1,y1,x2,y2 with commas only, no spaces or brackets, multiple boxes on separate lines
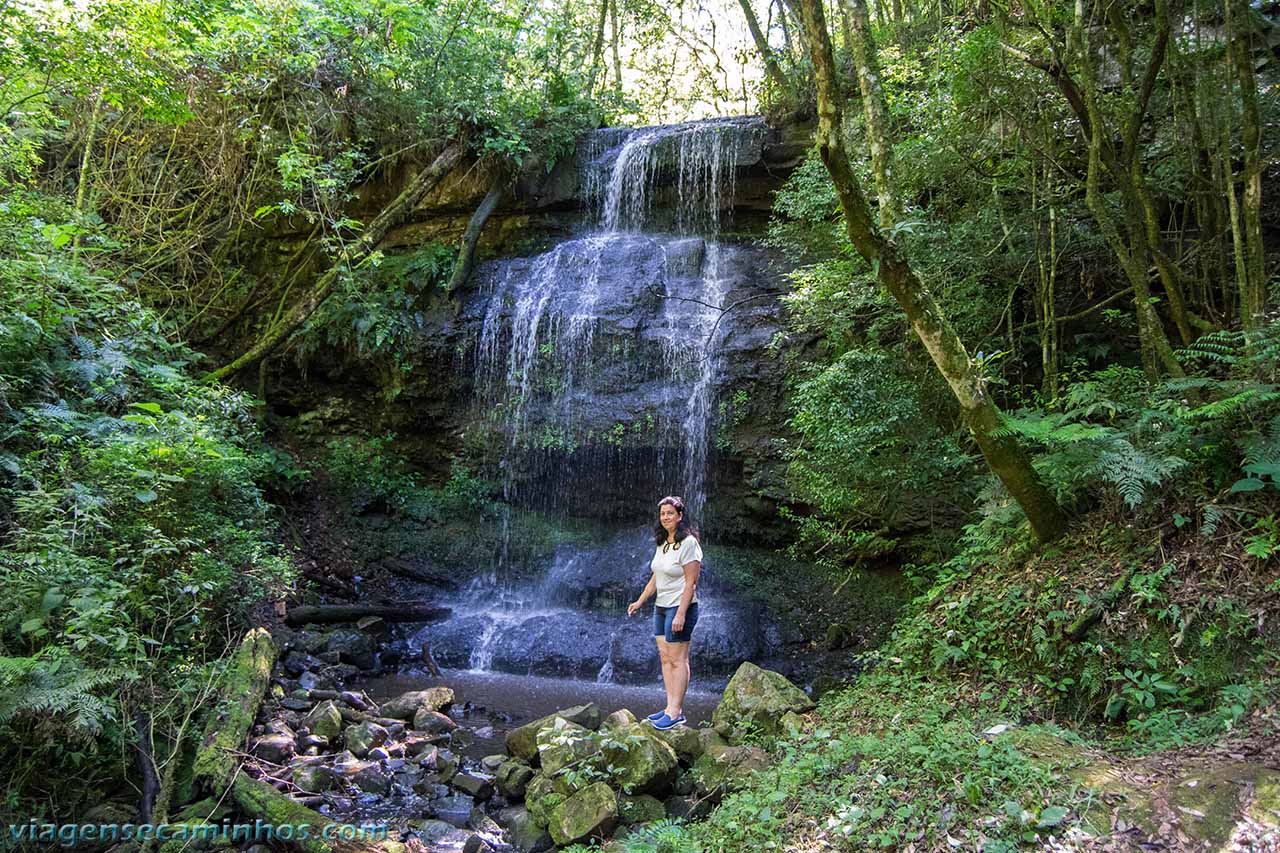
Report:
653,495,699,545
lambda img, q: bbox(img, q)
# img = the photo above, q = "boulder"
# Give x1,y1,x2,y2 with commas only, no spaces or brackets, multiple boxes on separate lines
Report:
497,805,553,853
302,700,343,741
538,719,599,776
343,721,389,758
547,781,619,846
711,662,814,739
525,775,570,829
601,724,677,795
413,708,458,735
505,703,602,761
601,708,637,731
497,760,537,800
691,743,769,795
651,725,703,764
381,687,455,719
618,794,666,824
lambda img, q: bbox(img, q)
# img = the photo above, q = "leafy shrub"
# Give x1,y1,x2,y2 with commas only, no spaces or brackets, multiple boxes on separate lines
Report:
0,192,292,819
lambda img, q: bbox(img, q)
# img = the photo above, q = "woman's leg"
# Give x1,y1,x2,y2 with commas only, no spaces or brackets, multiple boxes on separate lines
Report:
655,636,676,715
667,640,691,717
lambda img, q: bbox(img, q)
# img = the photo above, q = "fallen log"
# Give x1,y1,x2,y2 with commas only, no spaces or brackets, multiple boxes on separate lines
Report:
285,603,451,628
191,628,389,852
380,556,446,585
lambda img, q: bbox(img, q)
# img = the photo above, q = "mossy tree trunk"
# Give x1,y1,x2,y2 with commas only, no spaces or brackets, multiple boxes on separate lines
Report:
446,173,506,293
788,0,1069,543
839,0,898,227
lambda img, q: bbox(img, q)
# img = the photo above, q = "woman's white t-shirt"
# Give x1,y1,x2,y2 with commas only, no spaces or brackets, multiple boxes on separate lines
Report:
651,535,703,608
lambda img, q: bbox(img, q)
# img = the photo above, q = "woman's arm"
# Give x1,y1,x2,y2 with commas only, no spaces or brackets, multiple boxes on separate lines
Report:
671,560,701,632
627,574,657,616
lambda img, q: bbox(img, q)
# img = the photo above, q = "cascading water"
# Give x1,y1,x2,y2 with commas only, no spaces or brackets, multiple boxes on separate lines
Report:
414,117,772,684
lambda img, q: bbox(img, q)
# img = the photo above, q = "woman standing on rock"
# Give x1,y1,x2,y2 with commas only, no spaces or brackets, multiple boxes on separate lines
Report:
627,495,702,730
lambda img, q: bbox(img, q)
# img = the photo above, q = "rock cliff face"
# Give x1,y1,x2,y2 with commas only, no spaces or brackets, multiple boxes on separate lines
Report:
275,116,809,542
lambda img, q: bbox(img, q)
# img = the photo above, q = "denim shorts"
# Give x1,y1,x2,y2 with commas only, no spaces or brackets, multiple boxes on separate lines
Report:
653,602,699,643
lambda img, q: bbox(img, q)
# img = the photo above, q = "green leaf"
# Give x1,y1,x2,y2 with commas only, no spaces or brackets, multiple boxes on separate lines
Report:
1037,805,1069,827
20,618,44,634
129,402,164,415
1230,477,1265,493
133,490,158,503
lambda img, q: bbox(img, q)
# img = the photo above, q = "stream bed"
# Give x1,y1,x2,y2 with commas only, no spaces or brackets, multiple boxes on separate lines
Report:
358,668,721,761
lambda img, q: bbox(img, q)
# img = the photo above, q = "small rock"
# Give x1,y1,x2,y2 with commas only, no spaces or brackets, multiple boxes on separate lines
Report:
298,671,321,690
252,733,295,764
351,763,391,795
481,754,507,772
292,763,340,793
453,771,495,801
414,708,458,735
302,700,343,741
601,708,637,730
619,794,666,824
298,734,328,752
463,836,496,853
434,794,475,828
283,650,325,676
367,746,391,761
343,721,389,758
280,697,312,712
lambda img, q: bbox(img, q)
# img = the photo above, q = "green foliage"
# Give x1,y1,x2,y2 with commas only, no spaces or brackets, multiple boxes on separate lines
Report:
783,349,974,567
0,192,292,818
687,675,1084,851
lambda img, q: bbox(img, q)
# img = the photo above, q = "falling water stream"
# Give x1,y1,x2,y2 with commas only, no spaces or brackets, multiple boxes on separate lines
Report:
410,118,771,693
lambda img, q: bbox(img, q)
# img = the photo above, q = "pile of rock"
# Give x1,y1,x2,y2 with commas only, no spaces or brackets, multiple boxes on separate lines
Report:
485,662,814,850
251,655,811,851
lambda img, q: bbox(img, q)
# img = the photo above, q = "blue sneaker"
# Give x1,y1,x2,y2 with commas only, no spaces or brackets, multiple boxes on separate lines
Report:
646,710,666,722
651,713,686,730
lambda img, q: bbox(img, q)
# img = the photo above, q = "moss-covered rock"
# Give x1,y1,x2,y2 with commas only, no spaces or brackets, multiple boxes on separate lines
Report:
301,700,343,741
497,760,537,800
601,724,678,795
601,708,637,730
506,703,602,761
537,718,598,775
497,804,554,852
651,724,704,764
691,743,769,795
547,781,619,845
525,775,570,829
618,793,666,824
711,662,814,739
343,720,388,757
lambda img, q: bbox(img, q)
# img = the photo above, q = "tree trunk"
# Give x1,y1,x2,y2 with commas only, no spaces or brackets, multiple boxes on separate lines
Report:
1231,0,1266,329
610,0,623,95
587,0,610,94
840,0,898,227
789,0,1069,543
738,0,794,100
446,174,506,292
284,603,452,627
202,142,467,384
72,91,104,252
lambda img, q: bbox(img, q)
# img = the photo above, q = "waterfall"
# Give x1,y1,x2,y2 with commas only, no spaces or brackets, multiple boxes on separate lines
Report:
414,117,771,683
470,117,762,517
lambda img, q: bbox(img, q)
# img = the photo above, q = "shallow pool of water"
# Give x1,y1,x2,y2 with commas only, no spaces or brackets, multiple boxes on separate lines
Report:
358,668,721,760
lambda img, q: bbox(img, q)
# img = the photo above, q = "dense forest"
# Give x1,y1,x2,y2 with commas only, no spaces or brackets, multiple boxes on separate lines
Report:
1,0,1278,850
